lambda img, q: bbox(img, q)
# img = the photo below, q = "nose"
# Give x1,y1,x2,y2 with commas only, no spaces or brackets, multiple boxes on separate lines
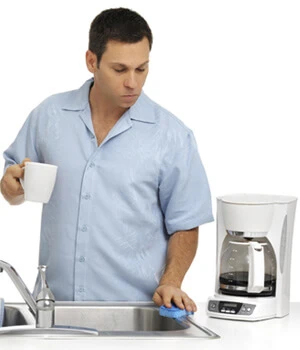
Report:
124,72,138,89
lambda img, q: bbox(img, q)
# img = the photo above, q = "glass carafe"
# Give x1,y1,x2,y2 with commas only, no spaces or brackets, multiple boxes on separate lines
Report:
219,234,277,297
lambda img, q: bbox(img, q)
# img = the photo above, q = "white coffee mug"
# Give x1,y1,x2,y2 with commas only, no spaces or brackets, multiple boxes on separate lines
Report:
20,162,58,203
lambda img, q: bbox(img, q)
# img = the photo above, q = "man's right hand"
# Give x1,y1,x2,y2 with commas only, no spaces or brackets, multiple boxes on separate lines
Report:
0,158,31,205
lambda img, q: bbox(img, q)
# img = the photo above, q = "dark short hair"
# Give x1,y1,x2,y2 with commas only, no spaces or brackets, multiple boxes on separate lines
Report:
89,8,153,67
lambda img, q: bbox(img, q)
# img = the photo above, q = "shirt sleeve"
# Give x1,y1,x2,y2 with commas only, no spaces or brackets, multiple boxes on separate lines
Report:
158,130,214,235
3,107,41,174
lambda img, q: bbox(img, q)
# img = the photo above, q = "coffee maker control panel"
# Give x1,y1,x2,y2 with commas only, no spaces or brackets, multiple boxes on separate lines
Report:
208,301,256,316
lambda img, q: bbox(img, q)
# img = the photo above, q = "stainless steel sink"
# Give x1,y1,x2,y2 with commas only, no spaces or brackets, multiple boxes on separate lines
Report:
0,302,220,339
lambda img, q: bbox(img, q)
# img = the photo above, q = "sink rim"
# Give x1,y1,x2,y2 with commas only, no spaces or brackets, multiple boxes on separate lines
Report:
0,301,220,339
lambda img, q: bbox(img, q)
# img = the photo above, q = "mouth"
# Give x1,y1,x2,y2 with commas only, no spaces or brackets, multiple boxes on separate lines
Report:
121,94,138,101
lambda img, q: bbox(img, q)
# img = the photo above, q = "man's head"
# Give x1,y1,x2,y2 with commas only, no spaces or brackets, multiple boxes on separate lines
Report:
86,8,153,109
88,7,152,67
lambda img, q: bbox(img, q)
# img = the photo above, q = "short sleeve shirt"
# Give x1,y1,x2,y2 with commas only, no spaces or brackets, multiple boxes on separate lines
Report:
3,78,214,301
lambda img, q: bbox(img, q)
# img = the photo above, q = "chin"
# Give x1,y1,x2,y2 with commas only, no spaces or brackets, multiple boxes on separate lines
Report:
120,100,138,108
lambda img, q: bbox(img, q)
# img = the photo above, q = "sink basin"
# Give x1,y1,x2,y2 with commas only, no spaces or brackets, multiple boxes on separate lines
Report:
0,302,219,339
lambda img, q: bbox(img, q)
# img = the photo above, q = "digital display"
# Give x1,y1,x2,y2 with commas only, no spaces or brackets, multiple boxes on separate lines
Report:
223,303,237,307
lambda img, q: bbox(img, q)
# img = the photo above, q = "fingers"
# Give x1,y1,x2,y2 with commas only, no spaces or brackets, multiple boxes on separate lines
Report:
153,287,173,308
7,164,24,180
173,292,196,312
6,158,31,180
172,295,185,309
1,171,24,197
182,294,197,312
152,286,173,308
152,285,197,312
152,291,163,306
20,158,31,168
2,158,31,198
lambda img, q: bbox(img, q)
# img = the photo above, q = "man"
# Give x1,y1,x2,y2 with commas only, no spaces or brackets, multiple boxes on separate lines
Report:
0,8,213,312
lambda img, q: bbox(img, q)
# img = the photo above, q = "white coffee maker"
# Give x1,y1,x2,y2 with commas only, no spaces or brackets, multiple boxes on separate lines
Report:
207,193,297,321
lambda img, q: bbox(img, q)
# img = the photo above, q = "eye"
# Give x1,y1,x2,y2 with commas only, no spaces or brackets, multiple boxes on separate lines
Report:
113,67,146,73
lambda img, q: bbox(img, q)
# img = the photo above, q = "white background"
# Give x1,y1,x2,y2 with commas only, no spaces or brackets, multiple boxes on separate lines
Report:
0,0,299,303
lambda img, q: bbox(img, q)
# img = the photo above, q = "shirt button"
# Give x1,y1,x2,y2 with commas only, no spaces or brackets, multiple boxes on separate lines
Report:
79,256,86,263
89,162,95,168
79,287,85,293
80,225,87,232
83,193,91,200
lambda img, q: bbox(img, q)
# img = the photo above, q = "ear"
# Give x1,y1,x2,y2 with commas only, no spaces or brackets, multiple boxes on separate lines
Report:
85,50,98,73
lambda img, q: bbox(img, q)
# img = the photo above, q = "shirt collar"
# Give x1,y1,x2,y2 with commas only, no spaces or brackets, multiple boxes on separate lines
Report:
61,78,156,124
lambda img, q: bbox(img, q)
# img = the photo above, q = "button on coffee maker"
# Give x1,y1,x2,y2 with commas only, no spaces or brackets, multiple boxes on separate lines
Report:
207,194,297,321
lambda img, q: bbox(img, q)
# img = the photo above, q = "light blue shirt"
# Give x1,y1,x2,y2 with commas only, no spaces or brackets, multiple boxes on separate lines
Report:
3,78,214,301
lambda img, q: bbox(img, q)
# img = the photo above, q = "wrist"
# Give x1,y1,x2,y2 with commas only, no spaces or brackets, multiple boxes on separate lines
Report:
159,276,182,289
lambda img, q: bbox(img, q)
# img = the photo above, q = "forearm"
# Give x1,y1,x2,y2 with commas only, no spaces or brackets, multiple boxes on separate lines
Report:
159,227,199,288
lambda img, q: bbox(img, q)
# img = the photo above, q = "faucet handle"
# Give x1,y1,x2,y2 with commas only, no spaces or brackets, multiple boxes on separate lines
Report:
33,265,55,302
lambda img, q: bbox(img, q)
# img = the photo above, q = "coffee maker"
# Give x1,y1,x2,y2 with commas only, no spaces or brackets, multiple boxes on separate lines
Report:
207,193,297,321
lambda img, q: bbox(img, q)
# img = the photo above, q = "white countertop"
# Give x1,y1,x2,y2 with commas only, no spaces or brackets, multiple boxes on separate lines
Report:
0,302,299,350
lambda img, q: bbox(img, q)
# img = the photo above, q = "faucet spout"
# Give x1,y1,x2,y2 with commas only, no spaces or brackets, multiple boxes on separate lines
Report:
0,260,36,317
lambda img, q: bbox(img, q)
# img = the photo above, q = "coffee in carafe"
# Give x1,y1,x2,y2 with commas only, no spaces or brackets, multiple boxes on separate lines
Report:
219,271,276,297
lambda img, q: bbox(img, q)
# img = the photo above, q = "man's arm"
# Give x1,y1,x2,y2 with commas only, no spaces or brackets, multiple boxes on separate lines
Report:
152,226,198,312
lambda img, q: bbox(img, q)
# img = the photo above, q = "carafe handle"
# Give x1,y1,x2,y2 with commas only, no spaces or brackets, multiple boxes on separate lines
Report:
247,242,265,293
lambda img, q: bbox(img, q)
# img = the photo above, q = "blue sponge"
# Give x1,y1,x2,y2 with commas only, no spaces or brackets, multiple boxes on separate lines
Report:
159,304,194,319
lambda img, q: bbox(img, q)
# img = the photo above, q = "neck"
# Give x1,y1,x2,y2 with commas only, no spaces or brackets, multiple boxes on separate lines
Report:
89,83,128,122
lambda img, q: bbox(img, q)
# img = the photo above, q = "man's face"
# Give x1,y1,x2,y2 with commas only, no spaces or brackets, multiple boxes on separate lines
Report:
87,37,150,109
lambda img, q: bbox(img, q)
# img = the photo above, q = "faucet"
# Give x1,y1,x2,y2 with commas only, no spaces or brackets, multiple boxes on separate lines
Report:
33,265,55,328
0,260,100,335
0,260,55,328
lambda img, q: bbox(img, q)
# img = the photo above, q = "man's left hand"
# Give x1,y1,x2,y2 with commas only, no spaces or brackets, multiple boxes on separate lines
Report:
152,284,197,312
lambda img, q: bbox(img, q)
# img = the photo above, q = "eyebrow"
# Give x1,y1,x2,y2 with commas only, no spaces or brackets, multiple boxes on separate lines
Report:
111,60,149,68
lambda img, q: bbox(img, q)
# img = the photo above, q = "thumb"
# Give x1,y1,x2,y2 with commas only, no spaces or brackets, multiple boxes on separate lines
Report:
152,290,163,307
19,158,31,167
